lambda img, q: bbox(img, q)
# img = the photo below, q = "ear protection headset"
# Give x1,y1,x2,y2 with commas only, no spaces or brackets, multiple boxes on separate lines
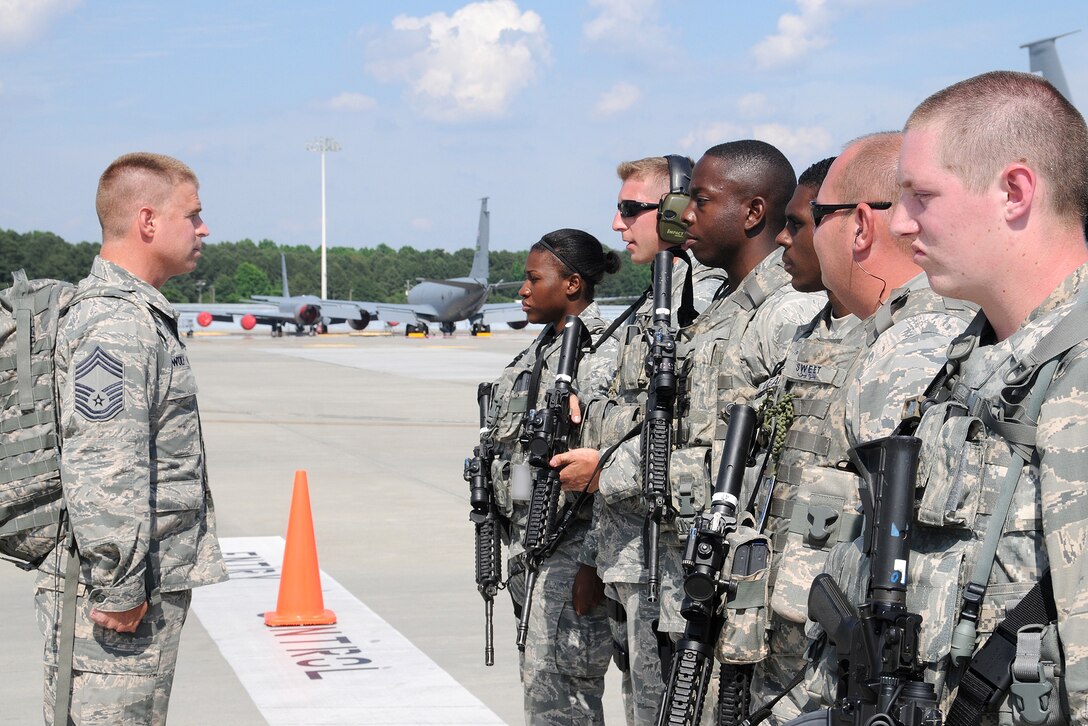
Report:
658,154,692,244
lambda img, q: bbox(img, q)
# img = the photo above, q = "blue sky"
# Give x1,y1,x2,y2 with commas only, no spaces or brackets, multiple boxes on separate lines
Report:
1,0,1085,257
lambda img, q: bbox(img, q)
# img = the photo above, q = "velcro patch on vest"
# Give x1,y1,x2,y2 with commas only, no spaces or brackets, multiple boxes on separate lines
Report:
73,347,125,421
171,353,189,368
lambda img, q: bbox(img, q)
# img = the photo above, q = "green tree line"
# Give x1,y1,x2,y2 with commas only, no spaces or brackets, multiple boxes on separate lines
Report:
0,229,650,303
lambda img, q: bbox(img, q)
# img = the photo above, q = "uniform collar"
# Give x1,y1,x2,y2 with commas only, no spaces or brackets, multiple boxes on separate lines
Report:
89,256,180,321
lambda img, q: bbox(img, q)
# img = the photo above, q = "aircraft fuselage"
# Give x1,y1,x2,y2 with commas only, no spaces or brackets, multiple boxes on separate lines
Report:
406,277,491,323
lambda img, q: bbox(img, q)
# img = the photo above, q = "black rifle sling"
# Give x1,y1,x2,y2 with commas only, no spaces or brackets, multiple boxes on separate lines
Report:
670,246,698,328
946,573,1057,726
524,326,558,413
592,286,650,352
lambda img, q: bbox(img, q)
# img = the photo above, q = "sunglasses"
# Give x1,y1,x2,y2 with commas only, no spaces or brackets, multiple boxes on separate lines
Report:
617,200,661,218
809,201,892,227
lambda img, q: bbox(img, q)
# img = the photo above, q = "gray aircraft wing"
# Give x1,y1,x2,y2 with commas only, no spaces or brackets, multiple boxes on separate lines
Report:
478,301,528,324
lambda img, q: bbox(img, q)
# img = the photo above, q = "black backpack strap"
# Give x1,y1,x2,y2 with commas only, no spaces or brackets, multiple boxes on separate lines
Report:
946,572,1057,726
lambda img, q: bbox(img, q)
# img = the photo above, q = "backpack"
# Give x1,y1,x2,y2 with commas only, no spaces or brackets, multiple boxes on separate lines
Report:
0,270,125,570
0,271,79,569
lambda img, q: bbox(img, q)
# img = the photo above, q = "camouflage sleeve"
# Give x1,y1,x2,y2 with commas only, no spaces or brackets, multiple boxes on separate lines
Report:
846,313,965,446
581,332,619,401
574,332,618,448
56,299,160,612
741,290,823,383
578,495,602,567
1036,347,1088,720
597,434,644,505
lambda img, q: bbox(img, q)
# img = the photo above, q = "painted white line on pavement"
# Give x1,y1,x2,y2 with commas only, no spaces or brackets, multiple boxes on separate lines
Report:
190,536,505,725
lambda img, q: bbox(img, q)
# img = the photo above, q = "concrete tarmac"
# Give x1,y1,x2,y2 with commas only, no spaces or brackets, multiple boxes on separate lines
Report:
0,330,627,725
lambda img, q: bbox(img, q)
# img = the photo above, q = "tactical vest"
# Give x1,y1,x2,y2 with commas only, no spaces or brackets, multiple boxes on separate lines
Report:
860,276,1088,726
487,308,614,549
905,323,1080,725
767,284,976,624
594,261,719,449
669,252,802,540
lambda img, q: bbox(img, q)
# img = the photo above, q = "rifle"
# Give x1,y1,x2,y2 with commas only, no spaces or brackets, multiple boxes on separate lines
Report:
464,382,501,666
658,403,759,726
803,435,941,726
644,249,680,604
516,315,585,651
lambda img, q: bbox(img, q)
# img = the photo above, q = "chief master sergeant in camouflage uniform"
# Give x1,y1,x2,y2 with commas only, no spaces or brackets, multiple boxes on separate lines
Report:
35,152,227,725
876,71,1088,724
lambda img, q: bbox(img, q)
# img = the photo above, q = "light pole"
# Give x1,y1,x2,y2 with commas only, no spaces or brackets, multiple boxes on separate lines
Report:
307,137,341,299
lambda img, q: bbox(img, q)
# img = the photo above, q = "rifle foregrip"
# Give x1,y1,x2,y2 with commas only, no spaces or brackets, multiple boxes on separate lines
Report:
475,516,501,592
657,642,715,726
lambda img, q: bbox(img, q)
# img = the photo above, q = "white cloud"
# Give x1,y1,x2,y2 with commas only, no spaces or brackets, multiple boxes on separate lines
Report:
583,0,658,41
594,81,640,117
751,0,831,69
751,123,834,158
680,122,747,153
410,217,433,231
0,0,81,47
366,0,549,122
325,92,377,112
737,92,775,118
680,120,833,161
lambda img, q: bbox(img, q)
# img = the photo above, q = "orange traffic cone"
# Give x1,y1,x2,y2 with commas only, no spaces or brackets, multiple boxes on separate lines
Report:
264,470,337,627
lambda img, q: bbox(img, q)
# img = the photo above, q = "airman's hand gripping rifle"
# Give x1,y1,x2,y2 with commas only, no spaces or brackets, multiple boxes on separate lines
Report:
803,436,941,726
657,403,758,726
464,382,501,666
516,315,585,651
644,249,679,604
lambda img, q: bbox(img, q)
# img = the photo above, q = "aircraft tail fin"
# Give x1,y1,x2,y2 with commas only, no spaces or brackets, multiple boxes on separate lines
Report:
469,197,489,282
1021,30,1079,102
281,253,290,297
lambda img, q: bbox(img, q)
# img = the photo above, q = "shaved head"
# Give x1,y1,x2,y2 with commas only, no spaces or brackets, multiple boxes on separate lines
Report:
96,152,199,241
906,70,1088,226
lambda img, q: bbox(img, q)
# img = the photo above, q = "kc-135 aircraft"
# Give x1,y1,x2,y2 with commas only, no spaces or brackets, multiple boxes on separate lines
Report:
181,198,527,336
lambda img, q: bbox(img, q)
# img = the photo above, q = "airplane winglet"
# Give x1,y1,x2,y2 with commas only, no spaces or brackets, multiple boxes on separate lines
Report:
1019,29,1080,49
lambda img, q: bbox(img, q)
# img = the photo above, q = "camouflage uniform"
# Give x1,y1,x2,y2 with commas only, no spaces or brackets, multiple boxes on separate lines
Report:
591,250,819,723
658,249,823,637
862,264,1088,724
487,302,617,725
752,273,973,724
580,257,725,725
35,256,227,726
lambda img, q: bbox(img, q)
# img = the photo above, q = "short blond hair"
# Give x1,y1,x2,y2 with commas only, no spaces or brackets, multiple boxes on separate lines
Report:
616,156,669,187
907,71,1088,224
96,152,198,240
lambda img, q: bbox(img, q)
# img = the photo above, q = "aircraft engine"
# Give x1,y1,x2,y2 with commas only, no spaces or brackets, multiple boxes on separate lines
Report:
197,311,213,327
347,310,372,331
508,320,529,330
295,304,320,326
240,314,257,330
